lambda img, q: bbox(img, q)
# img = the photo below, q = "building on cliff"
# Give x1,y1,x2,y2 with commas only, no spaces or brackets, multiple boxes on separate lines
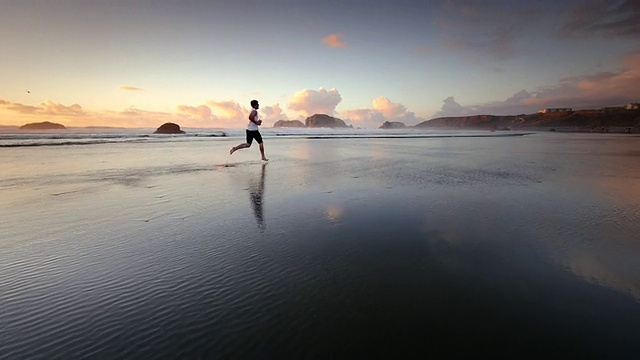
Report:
602,106,625,112
626,103,640,110
539,108,572,114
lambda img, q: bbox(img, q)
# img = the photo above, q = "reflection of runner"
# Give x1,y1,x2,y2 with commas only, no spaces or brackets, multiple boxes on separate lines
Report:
249,163,267,230
230,99,268,161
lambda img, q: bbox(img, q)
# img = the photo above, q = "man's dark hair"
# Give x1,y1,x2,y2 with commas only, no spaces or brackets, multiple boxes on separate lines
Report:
251,100,258,107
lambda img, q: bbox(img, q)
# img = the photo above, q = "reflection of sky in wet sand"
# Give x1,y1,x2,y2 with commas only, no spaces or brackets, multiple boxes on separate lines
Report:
284,189,639,355
533,137,640,299
281,134,640,301
565,248,640,299
418,185,640,300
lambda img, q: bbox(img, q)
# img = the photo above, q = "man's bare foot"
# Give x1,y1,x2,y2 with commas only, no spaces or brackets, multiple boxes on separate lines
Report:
262,157,269,161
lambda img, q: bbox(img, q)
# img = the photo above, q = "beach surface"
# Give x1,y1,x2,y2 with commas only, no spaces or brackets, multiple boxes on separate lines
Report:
1,130,639,358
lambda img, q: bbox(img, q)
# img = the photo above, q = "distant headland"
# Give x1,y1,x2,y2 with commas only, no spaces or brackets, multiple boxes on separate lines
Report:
415,105,640,133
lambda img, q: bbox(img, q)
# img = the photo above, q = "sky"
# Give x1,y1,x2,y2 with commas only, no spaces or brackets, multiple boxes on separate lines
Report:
1,0,639,129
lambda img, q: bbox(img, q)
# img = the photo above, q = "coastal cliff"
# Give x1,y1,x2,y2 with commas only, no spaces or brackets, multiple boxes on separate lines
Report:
415,109,640,131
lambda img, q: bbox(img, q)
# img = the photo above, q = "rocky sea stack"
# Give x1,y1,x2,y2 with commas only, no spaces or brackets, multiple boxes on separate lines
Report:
154,122,185,134
305,114,350,128
273,120,305,128
20,121,66,130
379,121,406,129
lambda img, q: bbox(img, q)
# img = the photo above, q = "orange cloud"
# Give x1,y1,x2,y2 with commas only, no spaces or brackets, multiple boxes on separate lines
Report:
108,107,180,128
261,103,288,124
342,97,423,128
0,96,293,128
40,100,86,116
0,99,85,117
342,108,377,121
372,97,407,118
120,85,145,91
573,52,640,98
288,87,342,117
0,99,39,114
322,33,347,48
177,105,215,121
207,100,245,121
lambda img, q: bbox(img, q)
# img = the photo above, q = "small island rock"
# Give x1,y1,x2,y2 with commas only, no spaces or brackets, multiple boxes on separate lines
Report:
305,114,349,128
20,121,66,130
154,122,185,134
379,121,406,129
274,120,305,128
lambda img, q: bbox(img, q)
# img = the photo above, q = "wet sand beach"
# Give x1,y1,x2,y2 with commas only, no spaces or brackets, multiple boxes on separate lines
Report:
1,131,639,358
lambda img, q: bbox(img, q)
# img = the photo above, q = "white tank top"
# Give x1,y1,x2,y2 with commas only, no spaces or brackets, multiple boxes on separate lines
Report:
247,110,259,131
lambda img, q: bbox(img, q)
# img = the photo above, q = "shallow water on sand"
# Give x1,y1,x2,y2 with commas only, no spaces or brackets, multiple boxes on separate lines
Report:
1,132,639,358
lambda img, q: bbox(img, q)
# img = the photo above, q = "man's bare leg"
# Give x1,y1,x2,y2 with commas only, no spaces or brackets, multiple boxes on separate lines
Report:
259,143,268,161
230,143,250,155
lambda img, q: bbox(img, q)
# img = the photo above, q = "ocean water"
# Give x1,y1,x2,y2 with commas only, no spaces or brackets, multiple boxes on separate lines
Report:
1,129,639,358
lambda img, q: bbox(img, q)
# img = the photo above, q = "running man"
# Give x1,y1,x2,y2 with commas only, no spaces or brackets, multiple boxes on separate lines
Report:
230,99,268,161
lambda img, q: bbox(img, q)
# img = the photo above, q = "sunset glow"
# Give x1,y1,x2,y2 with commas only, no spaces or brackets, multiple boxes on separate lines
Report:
2,0,639,129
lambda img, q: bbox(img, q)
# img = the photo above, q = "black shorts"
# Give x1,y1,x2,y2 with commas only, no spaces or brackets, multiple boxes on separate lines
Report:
246,130,263,145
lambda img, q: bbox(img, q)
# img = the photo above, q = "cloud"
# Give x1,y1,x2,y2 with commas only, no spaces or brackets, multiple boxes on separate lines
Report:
176,100,250,128
342,97,425,128
261,103,288,123
0,99,86,117
177,100,291,128
40,100,86,116
0,99,164,127
110,107,180,128
0,95,290,128
288,87,342,116
176,104,215,121
0,99,40,114
436,1,545,60
341,108,386,128
119,85,145,91
207,100,247,125
112,103,246,129
434,96,474,117
0,93,291,128
372,97,407,118
112,102,246,129
434,49,640,117
561,0,640,38
322,33,347,48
